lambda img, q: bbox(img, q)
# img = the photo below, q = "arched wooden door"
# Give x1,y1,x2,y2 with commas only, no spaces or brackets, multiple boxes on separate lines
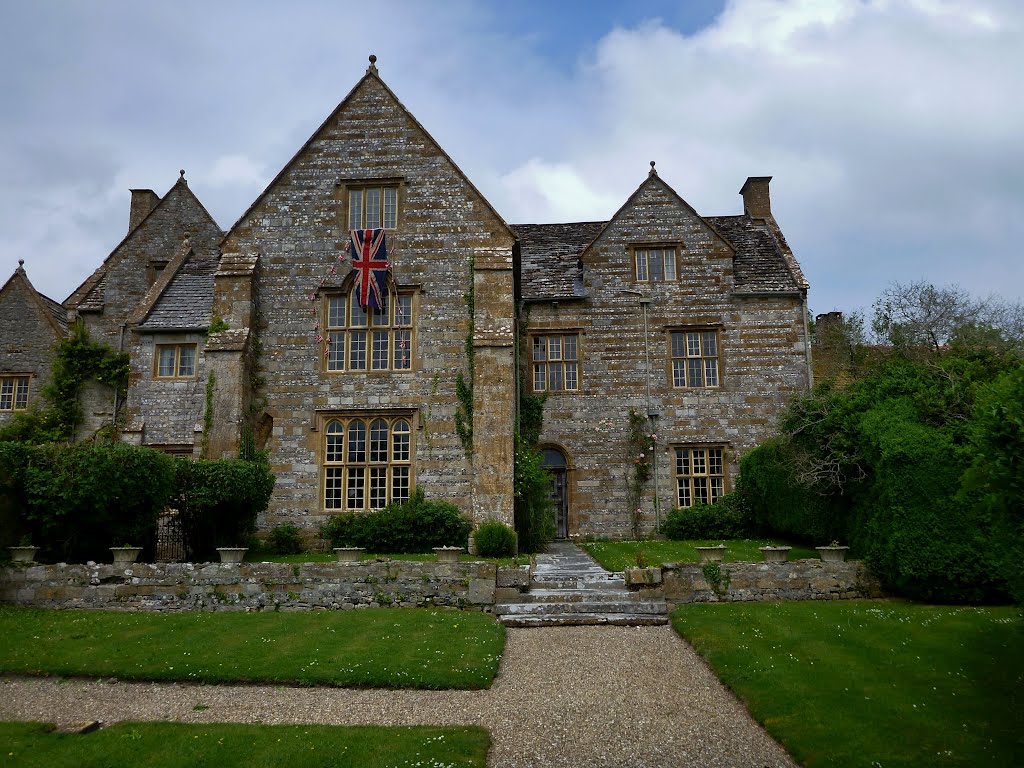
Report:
541,447,569,539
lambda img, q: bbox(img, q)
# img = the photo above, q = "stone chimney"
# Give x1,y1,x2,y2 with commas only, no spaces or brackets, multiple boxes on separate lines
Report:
129,189,161,232
739,176,772,219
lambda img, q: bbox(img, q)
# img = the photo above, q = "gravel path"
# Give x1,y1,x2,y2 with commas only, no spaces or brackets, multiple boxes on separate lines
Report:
1,625,796,767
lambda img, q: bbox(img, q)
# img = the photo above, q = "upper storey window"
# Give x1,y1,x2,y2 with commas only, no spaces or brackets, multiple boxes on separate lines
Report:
326,289,414,373
0,375,30,411
670,330,720,388
532,333,580,392
155,344,196,379
348,185,398,230
635,247,677,282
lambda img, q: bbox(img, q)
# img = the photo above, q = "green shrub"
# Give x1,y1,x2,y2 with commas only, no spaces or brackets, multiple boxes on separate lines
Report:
660,493,749,540
513,435,554,554
20,442,175,562
174,457,276,560
266,524,304,555
739,438,847,543
0,442,29,549
320,488,472,553
473,519,517,557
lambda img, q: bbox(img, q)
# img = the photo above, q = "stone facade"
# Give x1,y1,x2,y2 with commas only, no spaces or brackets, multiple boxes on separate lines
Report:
2,58,811,539
0,262,67,426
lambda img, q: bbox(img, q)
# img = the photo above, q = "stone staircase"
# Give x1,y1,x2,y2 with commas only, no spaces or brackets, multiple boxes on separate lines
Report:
496,541,668,627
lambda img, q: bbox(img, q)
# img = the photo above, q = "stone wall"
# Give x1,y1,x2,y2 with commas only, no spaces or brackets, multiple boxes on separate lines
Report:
217,69,516,532
631,560,882,605
0,560,499,612
526,175,809,538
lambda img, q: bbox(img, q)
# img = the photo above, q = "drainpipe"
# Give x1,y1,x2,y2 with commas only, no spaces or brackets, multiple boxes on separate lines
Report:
113,322,127,434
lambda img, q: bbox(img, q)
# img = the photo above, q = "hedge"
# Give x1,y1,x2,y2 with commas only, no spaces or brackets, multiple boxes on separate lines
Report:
321,488,472,553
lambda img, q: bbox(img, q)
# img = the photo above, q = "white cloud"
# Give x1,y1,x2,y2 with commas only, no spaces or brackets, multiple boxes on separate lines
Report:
206,155,267,190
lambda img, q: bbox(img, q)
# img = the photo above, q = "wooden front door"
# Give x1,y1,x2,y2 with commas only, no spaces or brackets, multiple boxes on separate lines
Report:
542,448,569,539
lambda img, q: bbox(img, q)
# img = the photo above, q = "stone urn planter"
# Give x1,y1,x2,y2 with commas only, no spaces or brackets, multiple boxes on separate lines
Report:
333,547,365,563
433,546,463,563
695,545,726,563
759,546,792,563
110,546,143,565
816,545,850,562
8,546,40,563
216,547,248,564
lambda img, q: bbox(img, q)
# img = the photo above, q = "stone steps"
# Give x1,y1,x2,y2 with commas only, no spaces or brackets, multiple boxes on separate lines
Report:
496,541,668,627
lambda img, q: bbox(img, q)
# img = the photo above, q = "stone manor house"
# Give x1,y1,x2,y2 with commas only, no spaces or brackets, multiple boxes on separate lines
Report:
0,58,812,540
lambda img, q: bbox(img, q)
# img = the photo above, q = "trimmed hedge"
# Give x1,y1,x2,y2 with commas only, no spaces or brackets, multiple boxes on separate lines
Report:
0,441,275,563
20,442,176,563
660,493,750,540
473,519,517,557
320,488,472,553
173,457,276,560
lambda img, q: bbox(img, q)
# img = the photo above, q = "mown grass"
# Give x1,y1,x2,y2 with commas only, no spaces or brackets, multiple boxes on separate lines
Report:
581,538,819,571
0,606,504,689
672,600,1023,767
1,721,489,767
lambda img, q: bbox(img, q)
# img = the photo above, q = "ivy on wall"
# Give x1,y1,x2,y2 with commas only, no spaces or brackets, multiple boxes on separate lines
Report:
454,257,475,457
626,406,657,538
0,322,129,443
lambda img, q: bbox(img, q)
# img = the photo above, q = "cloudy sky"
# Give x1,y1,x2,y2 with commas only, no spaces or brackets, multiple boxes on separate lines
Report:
1,0,1021,317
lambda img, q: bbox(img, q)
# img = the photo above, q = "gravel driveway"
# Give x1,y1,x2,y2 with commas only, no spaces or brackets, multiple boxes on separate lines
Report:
1,624,796,767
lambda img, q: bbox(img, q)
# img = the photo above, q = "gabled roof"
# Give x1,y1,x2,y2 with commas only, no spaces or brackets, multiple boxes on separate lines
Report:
222,57,514,244
706,215,803,293
129,237,219,331
512,222,605,301
514,169,808,300
0,261,68,338
64,173,222,310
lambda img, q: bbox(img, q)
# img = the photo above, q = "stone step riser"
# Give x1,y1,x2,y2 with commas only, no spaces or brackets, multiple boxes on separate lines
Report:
499,614,669,627
496,602,668,616
519,590,654,604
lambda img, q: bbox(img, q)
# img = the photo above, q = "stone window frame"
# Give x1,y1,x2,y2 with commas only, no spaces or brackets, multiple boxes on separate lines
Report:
0,374,31,411
673,444,728,507
318,411,415,512
530,332,581,393
667,327,721,389
153,344,197,379
323,285,417,374
632,243,680,283
340,177,406,232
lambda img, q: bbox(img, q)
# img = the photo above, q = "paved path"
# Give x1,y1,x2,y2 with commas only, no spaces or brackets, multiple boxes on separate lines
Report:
1,625,796,767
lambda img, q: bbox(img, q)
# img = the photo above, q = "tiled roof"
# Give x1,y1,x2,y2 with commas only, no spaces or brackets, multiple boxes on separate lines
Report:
77,275,106,311
39,292,69,333
137,250,219,330
513,222,605,301
515,215,804,300
706,215,802,293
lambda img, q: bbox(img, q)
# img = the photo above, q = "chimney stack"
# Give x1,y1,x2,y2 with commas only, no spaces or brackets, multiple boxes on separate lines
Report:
129,189,161,232
739,176,772,219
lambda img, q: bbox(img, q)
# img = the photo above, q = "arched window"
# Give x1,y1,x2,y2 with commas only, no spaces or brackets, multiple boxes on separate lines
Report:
323,416,413,511
325,289,414,372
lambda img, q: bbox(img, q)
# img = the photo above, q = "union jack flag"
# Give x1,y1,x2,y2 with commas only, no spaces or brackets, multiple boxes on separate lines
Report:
350,228,390,311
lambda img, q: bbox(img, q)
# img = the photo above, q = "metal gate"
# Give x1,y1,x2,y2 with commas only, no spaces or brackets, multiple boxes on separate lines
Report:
155,509,187,562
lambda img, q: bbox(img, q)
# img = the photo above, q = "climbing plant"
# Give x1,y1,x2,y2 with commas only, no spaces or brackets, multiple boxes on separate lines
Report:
454,256,475,457
626,407,657,538
0,322,129,443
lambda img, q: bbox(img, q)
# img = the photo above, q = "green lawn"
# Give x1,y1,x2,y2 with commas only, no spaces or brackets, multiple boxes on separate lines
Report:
0,606,504,690
581,538,819,571
672,600,1024,767
1,721,489,767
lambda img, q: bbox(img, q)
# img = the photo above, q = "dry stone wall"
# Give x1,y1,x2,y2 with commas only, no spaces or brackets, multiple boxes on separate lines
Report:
1,560,498,612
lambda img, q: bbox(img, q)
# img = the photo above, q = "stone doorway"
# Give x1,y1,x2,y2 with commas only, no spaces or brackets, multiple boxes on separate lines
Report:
541,447,569,539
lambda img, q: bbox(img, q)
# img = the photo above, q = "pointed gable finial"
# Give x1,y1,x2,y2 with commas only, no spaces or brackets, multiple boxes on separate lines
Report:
17,259,25,272
179,169,187,184
649,161,658,177
367,54,378,74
